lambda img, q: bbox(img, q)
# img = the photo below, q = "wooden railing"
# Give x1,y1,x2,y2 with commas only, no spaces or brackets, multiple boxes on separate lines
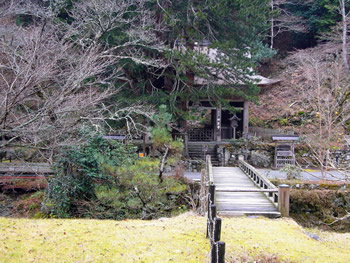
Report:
189,128,214,141
238,159,290,217
200,155,225,263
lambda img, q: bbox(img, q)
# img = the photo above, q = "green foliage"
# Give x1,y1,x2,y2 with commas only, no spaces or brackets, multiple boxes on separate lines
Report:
44,136,137,217
285,0,348,36
150,105,173,149
279,118,289,126
251,41,277,63
280,164,302,180
44,134,188,219
120,0,273,118
111,158,188,219
249,116,265,127
150,105,184,154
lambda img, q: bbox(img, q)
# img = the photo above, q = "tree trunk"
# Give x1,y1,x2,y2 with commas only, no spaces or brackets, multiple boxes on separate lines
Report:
158,146,169,182
270,0,274,49
340,0,350,73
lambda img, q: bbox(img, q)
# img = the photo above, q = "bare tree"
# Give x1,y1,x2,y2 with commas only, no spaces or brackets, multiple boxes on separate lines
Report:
295,45,350,179
0,0,163,162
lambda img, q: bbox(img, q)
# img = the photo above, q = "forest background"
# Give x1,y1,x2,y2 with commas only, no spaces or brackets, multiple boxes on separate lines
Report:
0,0,349,219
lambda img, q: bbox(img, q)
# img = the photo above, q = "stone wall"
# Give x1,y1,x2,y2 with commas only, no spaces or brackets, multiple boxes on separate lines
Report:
216,140,275,168
216,141,350,169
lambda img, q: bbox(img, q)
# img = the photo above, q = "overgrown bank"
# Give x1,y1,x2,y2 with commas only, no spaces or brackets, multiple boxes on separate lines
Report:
272,179,350,232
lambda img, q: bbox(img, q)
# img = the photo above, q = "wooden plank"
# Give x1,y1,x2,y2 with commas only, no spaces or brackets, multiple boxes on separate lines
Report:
212,167,279,216
218,211,281,218
216,188,278,192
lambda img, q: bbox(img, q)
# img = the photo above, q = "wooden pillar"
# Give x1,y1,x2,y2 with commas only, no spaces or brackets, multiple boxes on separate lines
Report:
183,100,189,157
243,101,249,138
212,110,216,141
215,107,222,142
278,184,290,217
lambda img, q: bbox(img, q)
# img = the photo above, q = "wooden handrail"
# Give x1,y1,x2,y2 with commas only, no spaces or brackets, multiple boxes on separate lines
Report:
216,188,278,193
203,155,226,262
238,160,276,190
238,159,290,216
238,159,279,207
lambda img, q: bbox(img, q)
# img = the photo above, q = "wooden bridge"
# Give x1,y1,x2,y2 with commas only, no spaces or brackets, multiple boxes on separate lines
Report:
200,156,290,218
201,156,290,262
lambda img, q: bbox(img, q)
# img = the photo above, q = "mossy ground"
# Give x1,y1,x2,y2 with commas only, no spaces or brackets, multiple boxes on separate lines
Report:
222,217,350,262
1,213,350,263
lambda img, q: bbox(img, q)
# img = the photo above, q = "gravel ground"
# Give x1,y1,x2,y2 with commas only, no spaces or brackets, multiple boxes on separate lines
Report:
183,169,350,182
257,169,350,181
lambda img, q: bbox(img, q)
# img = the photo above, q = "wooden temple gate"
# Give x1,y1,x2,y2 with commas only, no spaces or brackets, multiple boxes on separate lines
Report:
187,100,249,142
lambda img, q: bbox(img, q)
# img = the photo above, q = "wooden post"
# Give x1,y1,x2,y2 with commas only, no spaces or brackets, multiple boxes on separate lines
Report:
243,101,249,138
278,184,290,217
211,241,225,263
211,243,217,263
210,204,217,220
215,107,222,142
208,184,215,207
217,242,225,263
184,133,189,157
207,204,216,238
213,217,222,242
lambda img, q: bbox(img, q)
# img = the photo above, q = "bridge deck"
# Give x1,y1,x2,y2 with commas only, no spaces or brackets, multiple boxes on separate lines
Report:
213,167,280,217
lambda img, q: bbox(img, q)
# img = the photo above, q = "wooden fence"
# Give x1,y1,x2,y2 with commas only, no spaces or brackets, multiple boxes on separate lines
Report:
189,128,214,141
249,127,294,139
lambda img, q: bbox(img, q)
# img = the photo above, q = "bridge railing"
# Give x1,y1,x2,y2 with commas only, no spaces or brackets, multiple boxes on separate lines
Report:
238,159,290,217
200,155,225,263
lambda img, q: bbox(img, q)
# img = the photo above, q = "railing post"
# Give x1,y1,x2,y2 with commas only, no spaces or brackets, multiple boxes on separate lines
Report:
213,217,222,242
211,241,225,263
207,204,216,238
211,243,217,263
208,184,215,209
278,184,290,217
217,242,225,263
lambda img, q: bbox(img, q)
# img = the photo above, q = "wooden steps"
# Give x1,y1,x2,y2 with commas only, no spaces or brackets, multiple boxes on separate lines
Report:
213,167,280,218
188,143,219,165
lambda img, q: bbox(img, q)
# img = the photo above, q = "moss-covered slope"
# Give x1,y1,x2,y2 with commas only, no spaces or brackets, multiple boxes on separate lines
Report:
1,213,350,262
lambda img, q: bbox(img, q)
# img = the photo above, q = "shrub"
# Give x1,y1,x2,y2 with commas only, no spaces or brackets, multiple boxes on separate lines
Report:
43,136,136,218
280,164,302,180
44,136,189,219
12,191,45,217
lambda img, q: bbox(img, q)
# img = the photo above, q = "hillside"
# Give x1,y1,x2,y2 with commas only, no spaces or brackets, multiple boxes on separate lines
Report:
252,43,349,135
1,213,350,263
